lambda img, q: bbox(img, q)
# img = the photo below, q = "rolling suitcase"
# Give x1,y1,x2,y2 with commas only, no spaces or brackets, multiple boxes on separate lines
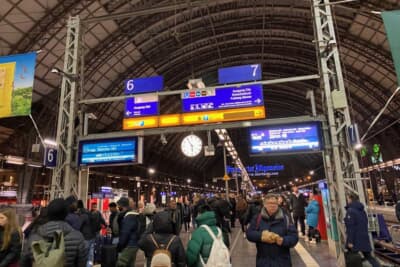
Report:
101,244,117,267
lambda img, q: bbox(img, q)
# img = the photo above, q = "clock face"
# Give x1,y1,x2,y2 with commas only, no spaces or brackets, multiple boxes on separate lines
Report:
181,134,203,157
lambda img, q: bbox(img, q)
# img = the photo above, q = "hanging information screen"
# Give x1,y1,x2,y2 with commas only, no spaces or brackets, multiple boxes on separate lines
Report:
79,137,142,166
181,84,263,112
218,64,262,84
250,122,322,154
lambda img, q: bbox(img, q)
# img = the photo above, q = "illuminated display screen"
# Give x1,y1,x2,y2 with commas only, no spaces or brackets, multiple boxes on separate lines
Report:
250,122,322,154
79,137,139,166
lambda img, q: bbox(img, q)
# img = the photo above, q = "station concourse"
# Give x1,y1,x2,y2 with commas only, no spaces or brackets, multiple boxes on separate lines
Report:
1,0,400,267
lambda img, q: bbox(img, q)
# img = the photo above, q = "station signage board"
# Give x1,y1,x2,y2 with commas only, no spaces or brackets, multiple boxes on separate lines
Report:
182,84,263,112
124,76,163,95
218,64,262,84
124,93,159,118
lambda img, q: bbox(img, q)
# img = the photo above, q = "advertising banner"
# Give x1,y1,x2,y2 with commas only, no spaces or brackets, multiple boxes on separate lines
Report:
0,52,36,118
382,10,400,85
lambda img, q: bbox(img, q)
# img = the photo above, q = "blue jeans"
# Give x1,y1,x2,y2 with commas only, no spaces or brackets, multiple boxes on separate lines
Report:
86,238,95,267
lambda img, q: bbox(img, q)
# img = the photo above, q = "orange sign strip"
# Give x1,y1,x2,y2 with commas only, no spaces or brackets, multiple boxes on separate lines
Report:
159,114,181,127
123,116,159,130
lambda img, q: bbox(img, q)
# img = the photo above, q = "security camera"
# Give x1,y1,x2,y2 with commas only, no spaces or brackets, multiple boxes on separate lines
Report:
160,134,167,145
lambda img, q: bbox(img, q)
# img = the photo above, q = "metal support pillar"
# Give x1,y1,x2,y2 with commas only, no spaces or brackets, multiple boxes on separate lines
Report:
50,16,82,199
312,0,367,264
78,167,89,205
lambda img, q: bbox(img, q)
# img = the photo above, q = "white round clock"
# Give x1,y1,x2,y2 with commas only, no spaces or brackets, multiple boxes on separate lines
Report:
181,134,203,157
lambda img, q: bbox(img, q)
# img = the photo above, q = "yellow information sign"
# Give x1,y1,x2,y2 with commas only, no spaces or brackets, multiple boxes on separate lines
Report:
159,114,181,127
181,106,265,125
123,116,158,130
223,174,230,181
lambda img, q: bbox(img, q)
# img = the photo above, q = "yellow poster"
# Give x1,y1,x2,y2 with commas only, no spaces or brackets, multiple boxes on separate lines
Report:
0,62,15,117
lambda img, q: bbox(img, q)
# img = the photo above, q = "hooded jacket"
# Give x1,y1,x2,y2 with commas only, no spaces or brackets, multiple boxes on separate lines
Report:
20,220,88,267
186,211,229,267
305,200,320,228
344,201,372,252
0,229,21,267
246,207,298,267
138,211,186,267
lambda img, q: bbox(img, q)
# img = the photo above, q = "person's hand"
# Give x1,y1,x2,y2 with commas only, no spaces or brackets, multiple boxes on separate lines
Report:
261,231,276,243
276,237,284,246
348,243,353,249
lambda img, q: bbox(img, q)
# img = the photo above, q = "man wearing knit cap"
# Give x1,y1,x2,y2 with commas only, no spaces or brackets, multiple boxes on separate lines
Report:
116,197,140,267
20,198,88,267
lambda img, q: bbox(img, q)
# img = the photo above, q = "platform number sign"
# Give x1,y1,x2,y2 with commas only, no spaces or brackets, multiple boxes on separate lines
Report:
44,147,57,168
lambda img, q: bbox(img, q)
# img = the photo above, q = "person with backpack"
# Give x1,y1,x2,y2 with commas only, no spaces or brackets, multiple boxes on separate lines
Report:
138,211,186,267
20,198,88,267
116,197,140,267
247,194,298,267
186,205,230,267
0,208,22,267
207,194,231,247
305,193,320,244
345,192,381,267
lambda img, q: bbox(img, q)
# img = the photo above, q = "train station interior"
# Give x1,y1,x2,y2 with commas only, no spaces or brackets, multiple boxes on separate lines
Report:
1,0,400,266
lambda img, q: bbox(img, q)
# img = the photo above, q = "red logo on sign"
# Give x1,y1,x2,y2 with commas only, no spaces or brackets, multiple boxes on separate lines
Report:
190,91,195,98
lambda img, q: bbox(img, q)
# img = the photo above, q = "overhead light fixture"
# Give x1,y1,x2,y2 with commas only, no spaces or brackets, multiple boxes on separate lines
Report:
354,143,363,150
27,162,43,168
5,155,24,165
44,139,57,147
187,178,191,184
309,170,315,175
148,168,155,174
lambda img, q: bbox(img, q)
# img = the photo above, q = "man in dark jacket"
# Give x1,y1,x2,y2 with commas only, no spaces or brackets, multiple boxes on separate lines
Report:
65,195,82,231
243,194,263,225
165,200,182,235
116,197,139,267
289,186,307,237
247,194,298,267
345,193,381,267
138,211,186,267
20,198,88,267
77,200,96,267
108,202,119,244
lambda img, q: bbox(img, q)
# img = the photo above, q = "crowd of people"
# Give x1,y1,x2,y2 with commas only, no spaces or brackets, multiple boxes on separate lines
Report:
0,187,382,267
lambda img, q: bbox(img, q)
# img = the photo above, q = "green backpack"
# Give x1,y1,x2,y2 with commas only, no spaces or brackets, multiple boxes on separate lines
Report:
31,230,65,267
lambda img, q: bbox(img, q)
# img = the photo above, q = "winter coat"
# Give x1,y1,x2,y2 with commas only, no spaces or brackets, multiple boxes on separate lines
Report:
0,229,21,267
289,193,307,217
20,220,88,267
246,207,299,267
138,211,186,267
183,204,191,222
78,208,94,240
65,212,82,231
118,210,139,251
305,200,320,228
243,199,262,225
186,211,229,267
396,201,400,222
344,201,372,252
165,208,182,235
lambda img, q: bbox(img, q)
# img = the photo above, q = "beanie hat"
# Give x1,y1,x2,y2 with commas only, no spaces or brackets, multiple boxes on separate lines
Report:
117,197,130,208
47,198,68,221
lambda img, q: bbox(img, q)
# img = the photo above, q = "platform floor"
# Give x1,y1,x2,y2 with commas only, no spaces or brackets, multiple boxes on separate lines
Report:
131,226,337,267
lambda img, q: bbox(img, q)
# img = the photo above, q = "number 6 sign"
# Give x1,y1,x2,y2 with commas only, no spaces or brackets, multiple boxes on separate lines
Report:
44,147,57,168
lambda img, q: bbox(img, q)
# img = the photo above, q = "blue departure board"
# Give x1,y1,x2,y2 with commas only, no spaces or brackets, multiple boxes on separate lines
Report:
79,137,139,166
182,84,263,112
124,76,163,95
250,123,322,154
125,95,159,118
218,64,262,84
